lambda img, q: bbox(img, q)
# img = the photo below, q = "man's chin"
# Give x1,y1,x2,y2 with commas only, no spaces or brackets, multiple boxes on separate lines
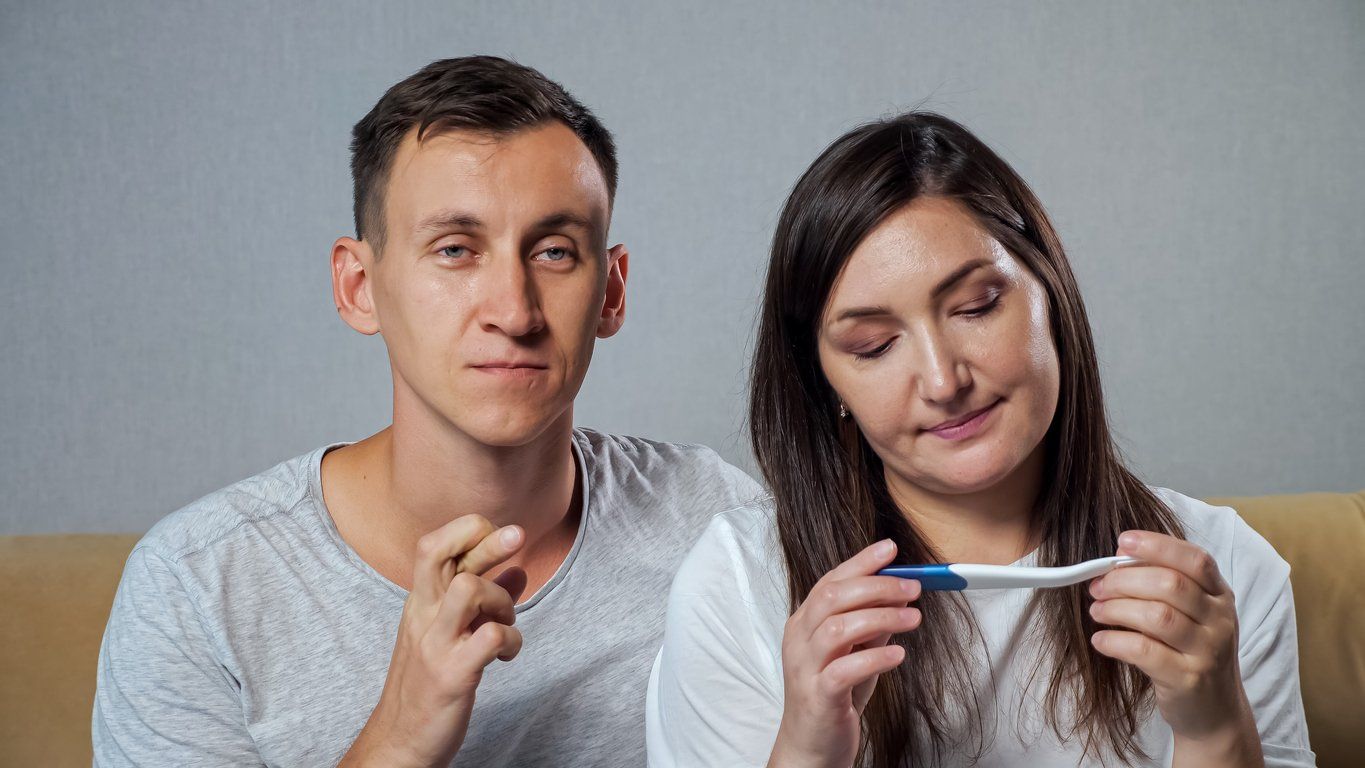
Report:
455,409,569,449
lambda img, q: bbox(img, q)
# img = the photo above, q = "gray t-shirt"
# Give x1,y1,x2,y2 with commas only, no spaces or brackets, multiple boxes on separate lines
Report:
93,428,763,767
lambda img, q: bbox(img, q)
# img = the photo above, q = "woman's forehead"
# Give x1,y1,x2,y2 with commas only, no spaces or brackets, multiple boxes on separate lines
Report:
832,198,1014,302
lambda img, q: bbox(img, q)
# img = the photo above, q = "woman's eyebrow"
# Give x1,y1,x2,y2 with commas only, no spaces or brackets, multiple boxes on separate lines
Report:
929,258,993,301
833,305,893,323
831,258,997,324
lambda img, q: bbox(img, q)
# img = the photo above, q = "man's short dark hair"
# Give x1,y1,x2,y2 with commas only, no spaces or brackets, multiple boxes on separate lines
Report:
350,55,618,255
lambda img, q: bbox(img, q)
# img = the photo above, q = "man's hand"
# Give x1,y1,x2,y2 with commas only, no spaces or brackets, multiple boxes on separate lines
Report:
339,515,529,768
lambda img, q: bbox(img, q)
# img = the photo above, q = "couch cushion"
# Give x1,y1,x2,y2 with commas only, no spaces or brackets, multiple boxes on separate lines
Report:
1209,490,1365,768
3,493,1361,767
0,534,140,767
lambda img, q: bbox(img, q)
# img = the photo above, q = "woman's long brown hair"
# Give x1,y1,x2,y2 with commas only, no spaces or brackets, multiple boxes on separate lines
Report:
749,112,1183,766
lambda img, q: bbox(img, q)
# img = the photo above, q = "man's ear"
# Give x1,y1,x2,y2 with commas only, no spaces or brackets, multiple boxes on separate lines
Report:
596,243,628,339
332,237,381,335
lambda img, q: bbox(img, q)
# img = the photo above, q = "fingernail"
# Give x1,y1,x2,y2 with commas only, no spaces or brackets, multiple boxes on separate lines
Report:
876,539,896,557
1118,531,1139,550
501,526,523,548
901,579,920,596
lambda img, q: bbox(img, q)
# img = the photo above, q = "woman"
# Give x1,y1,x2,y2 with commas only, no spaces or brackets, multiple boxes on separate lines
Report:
645,113,1313,767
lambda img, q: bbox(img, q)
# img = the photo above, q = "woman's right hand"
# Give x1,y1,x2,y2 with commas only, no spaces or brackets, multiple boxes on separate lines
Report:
767,539,922,768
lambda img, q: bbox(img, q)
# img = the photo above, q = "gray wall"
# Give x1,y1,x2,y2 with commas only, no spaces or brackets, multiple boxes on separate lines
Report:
2,0,1362,535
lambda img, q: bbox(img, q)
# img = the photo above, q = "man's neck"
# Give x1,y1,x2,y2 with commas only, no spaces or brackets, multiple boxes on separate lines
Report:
884,445,1045,565
320,406,581,594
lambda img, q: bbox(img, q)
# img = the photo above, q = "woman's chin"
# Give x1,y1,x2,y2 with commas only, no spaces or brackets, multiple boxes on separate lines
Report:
902,455,1023,495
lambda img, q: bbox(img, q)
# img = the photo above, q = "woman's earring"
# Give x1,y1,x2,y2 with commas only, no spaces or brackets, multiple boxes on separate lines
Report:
839,402,849,419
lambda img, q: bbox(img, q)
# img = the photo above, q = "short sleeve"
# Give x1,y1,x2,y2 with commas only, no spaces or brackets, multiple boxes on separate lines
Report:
93,546,263,766
646,511,786,768
1228,516,1317,768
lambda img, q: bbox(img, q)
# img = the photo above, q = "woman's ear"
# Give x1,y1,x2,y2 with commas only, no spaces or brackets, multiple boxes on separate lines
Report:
331,237,381,335
597,243,628,338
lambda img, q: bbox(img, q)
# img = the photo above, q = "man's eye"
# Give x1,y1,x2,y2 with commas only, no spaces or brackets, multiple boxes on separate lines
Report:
439,245,469,259
535,247,573,262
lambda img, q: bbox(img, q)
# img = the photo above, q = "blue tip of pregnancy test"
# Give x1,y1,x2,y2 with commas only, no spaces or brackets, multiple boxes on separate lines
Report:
877,564,968,591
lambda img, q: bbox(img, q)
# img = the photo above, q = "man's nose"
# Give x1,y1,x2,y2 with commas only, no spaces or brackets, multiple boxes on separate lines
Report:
477,256,546,338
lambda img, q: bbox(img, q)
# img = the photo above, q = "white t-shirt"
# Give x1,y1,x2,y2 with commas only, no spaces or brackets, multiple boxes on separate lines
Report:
646,487,1316,767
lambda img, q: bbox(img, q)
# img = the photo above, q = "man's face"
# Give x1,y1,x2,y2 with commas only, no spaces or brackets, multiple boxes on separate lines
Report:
361,122,622,447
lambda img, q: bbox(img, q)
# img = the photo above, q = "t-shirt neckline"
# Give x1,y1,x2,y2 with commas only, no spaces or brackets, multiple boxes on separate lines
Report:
305,429,593,614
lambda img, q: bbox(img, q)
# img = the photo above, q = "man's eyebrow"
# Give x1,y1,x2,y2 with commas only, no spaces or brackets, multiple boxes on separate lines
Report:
414,211,484,236
412,210,600,237
531,211,598,234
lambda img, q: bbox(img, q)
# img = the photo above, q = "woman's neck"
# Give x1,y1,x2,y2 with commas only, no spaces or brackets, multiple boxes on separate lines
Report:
884,445,1046,565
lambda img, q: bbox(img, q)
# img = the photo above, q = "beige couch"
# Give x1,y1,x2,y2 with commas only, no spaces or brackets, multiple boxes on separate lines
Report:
3,491,1362,766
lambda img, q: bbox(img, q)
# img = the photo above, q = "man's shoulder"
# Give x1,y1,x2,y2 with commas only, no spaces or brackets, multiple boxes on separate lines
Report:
574,426,731,468
135,445,333,567
574,427,764,505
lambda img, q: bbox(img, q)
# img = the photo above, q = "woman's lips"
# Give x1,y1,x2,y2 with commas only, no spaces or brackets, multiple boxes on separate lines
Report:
923,400,1000,441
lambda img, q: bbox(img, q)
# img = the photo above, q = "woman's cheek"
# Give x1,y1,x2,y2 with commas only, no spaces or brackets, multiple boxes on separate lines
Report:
849,377,908,445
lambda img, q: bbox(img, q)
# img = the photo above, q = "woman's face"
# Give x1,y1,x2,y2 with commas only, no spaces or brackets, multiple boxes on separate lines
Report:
817,196,1060,496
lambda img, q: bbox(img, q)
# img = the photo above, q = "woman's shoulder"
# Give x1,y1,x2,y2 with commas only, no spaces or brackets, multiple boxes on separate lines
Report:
1147,486,1292,595
668,495,790,610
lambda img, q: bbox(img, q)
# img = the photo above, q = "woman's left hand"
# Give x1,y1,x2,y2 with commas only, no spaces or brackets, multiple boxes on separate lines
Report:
1088,530,1262,763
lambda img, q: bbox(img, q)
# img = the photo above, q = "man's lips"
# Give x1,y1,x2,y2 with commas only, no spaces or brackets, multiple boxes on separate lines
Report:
922,400,1000,434
470,361,549,369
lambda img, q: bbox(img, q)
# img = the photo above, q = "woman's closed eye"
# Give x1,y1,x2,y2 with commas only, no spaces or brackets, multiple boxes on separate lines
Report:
956,288,1002,318
853,338,896,360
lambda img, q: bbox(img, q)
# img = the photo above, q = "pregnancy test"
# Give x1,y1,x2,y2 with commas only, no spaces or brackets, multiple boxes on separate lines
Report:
878,555,1142,591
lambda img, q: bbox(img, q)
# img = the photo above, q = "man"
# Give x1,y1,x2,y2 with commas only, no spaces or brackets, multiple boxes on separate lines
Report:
93,56,761,767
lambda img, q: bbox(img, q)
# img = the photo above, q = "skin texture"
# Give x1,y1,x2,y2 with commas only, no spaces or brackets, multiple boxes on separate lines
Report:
769,197,1261,767
818,196,1059,565
327,122,628,767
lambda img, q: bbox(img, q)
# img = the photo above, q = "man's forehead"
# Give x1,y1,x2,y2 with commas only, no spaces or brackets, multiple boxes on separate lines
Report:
386,123,610,237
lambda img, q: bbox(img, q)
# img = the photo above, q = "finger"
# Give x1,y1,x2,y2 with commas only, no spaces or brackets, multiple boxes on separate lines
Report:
1090,598,1201,653
455,621,525,669
412,515,497,604
811,607,920,667
857,632,894,652
491,566,529,605
1116,531,1227,596
455,525,525,578
819,539,899,586
818,644,906,703
797,540,899,628
1090,566,1213,621
431,572,516,642
470,568,529,632
1090,629,1185,687
795,575,919,637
